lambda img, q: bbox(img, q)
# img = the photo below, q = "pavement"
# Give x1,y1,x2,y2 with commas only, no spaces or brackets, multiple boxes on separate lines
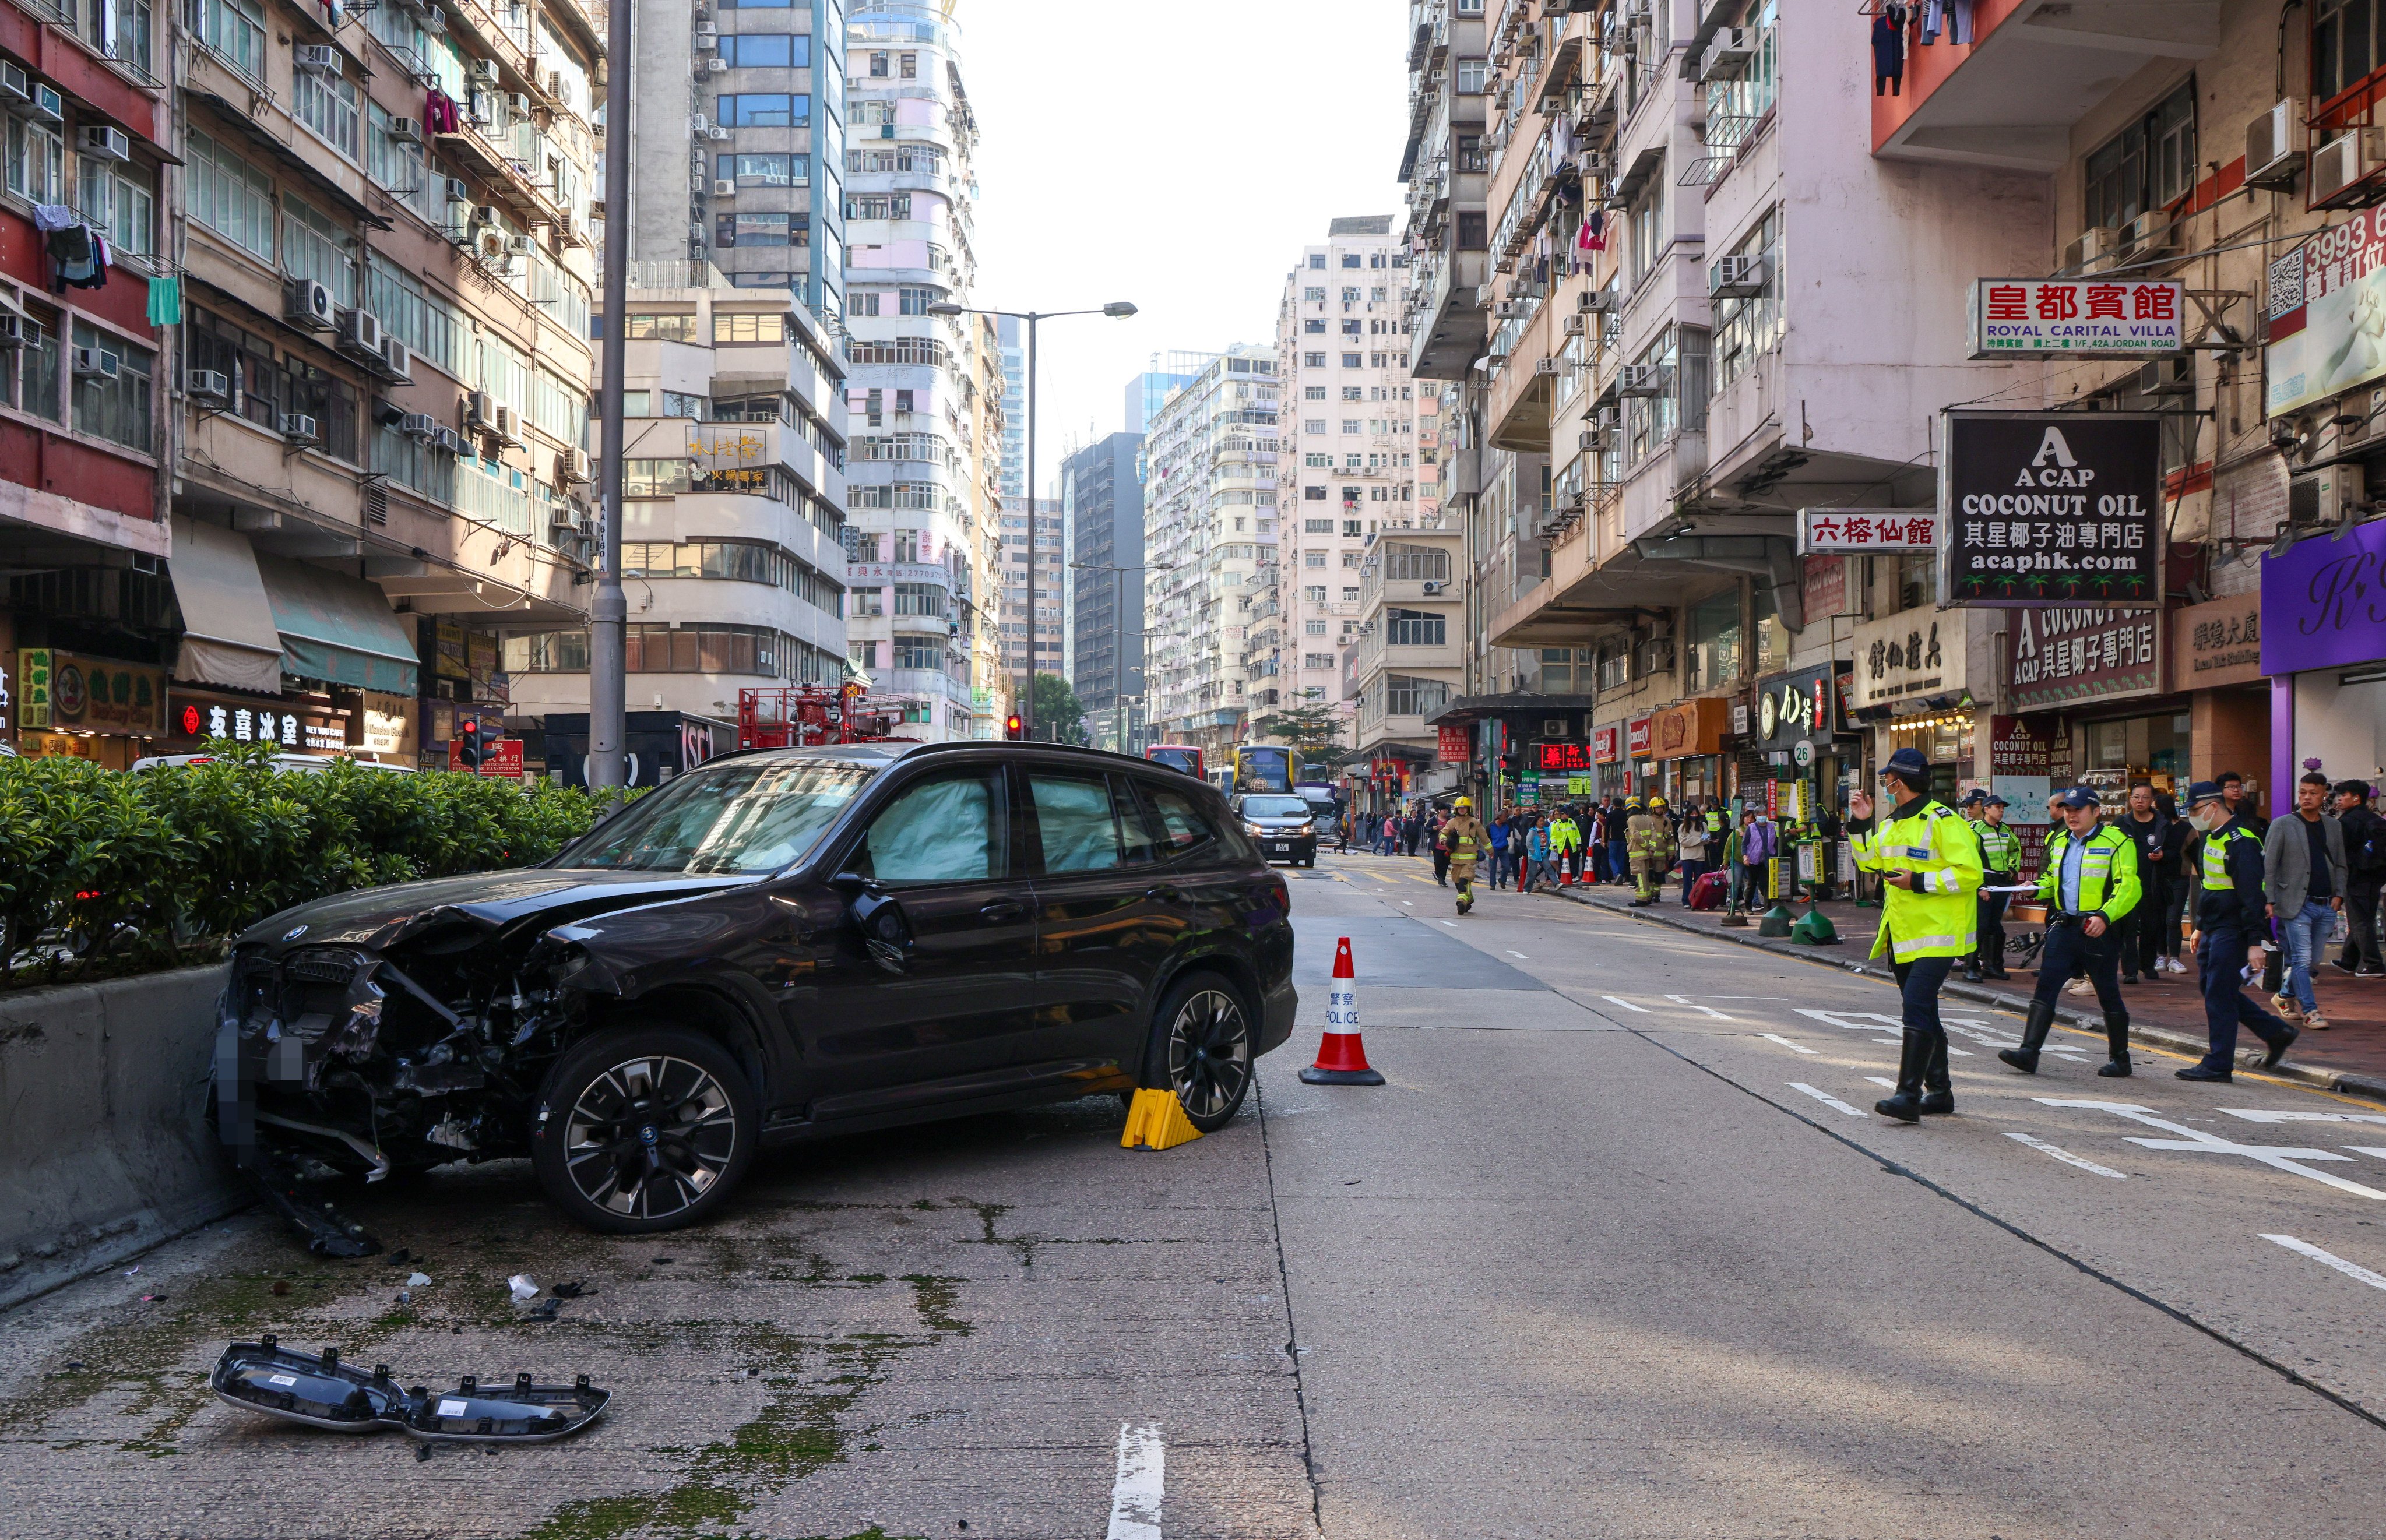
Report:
8,851,2386,1537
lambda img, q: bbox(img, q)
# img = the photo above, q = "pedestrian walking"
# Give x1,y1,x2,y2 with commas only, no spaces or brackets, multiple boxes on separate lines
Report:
2158,790,2193,974
2265,771,2347,1030
1965,794,2019,981
1405,805,1426,858
1607,797,1631,885
1677,815,1708,907
1997,786,2141,1079
1379,812,1399,856
1848,746,1984,1123
1739,805,1777,911
1523,815,1551,894
1548,807,1582,886
2114,783,2170,985
1431,807,1454,886
1335,809,1353,855
2331,780,2385,977
2178,780,2299,1082
1626,796,1669,906
1487,811,1514,890
1442,797,1486,915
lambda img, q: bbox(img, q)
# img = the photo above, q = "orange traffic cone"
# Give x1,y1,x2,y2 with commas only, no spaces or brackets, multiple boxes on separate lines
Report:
1300,936,1385,1086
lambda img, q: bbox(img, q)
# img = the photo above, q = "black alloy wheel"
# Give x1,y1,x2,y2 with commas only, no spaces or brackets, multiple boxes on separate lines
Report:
1155,977,1254,1132
533,1026,758,1233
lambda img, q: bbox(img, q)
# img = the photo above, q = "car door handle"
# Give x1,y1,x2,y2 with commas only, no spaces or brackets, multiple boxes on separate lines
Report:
1145,884,1181,902
980,900,1026,924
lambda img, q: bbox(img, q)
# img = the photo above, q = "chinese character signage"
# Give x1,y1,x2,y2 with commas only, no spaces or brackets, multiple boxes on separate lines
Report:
1941,412,2163,607
1801,554,1849,619
2172,595,2264,690
480,739,525,779
1536,741,1593,773
2265,211,2386,418
1988,715,2054,876
2260,516,2386,675
1436,724,1470,763
1797,508,1940,554
18,650,165,735
1754,664,1842,751
1969,279,2185,358
2005,607,2160,710
1851,607,1965,709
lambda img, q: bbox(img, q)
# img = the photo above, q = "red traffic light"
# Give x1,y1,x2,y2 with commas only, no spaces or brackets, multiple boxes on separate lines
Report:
1005,713,1023,740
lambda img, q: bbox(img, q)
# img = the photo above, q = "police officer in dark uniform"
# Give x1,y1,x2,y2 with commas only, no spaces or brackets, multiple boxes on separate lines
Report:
1962,791,2021,981
2179,780,2299,1081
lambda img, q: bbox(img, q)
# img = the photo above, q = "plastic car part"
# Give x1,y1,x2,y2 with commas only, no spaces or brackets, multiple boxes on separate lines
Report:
209,1339,610,1443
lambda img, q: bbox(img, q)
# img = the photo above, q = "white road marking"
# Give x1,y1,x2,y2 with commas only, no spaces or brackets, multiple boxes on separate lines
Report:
1757,1032,1817,1055
1437,919,1460,928
2004,1130,2128,1179
2219,1108,2386,1127
2349,1147,2386,1161
1864,1076,1896,1088
1106,1422,1164,1540
1508,950,1530,958
2037,1099,2386,1200
1665,993,1736,1020
1600,995,1648,1013
2262,1233,2386,1292
1801,1007,2078,1055
1788,1081,1868,1117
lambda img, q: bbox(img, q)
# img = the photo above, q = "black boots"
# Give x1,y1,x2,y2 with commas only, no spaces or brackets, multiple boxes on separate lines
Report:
1875,1030,1931,1123
1919,1034,1955,1116
1999,1000,2057,1074
2098,1008,2132,1077
1962,957,1983,983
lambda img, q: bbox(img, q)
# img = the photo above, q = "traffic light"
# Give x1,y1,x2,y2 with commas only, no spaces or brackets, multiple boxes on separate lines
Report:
454,710,483,769
1004,713,1024,740
473,716,504,769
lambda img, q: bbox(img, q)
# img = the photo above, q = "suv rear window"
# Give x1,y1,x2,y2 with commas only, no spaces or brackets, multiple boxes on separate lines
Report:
1138,781,1217,857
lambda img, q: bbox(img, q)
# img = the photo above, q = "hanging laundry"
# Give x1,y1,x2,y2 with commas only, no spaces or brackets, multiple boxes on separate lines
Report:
30,203,76,234
1873,11,1906,95
1948,0,1975,44
1579,209,1607,252
1919,0,1945,44
425,88,462,133
146,273,181,326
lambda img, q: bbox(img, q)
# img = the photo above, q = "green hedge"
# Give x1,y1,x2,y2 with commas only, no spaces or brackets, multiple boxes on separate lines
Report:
0,742,630,986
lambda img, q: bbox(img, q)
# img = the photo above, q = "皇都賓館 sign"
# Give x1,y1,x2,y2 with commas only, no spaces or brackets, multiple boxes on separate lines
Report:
1969,279,2185,358
1940,411,2163,607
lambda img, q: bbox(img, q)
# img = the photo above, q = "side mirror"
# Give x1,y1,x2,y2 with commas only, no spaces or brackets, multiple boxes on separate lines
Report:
847,886,913,974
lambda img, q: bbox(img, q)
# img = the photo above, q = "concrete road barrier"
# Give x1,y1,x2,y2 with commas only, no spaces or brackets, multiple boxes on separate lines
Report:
0,965,245,1311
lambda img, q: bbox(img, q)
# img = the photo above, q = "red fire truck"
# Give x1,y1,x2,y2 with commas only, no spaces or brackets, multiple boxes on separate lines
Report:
737,684,916,749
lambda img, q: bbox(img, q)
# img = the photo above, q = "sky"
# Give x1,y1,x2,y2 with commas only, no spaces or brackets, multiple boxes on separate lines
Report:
958,0,1413,485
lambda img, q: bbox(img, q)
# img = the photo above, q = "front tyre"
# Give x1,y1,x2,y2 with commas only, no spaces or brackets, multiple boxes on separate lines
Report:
532,1024,758,1234
1144,973,1255,1132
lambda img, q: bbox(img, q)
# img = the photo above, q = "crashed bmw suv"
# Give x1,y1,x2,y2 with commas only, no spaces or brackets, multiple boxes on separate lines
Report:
217,741,1297,1251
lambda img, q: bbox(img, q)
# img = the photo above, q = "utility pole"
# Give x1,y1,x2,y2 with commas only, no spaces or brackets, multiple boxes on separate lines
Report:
585,0,633,788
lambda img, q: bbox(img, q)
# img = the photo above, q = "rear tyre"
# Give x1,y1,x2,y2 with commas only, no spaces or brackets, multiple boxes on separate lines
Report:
1141,972,1255,1132
532,1023,758,1234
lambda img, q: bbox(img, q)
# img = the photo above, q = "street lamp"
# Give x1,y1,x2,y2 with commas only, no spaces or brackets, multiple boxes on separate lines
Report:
925,299,1136,738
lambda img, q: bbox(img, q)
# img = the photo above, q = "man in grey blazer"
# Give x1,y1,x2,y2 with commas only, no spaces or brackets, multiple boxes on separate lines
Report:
2265,771,2349,1030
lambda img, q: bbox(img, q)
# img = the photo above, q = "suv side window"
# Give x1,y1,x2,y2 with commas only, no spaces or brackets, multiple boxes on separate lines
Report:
852,769,1007,884
1136,780,1220,860
1028,771,1128,873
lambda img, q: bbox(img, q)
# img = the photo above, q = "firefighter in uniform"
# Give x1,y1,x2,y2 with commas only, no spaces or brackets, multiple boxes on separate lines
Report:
1627,796,1671,905
2180,780,2299,1081
1998,786,2141,1078
1966,794,2021,981
1848,747,1984,1123
1441,797,1487,915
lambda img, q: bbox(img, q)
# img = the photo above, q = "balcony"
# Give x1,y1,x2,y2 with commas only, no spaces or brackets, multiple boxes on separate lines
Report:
1871,0,2220,171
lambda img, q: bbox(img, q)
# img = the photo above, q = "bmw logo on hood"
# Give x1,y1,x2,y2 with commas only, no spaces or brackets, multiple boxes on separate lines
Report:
281,925,310,942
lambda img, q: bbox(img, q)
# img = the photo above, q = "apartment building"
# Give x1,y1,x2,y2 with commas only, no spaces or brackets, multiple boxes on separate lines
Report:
502,280,847,730
1270,216,1442,786
997,493,1058,690
1123,353,1209,434
838,0,991,740
1061,430,1144,749
1142,344,1279,756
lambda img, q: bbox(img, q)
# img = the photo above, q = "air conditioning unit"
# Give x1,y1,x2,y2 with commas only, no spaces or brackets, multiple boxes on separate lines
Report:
27,84,62,124
1708,252,1769,298
185,368,231,403
387,115,424,143
559,446,592,484
418,5,444,32
0,313,25,349
713,178,735,196
506,234,536,256
336,307,383,358
493,404,520,443
75,125,129,163
444,203,476,244
283,277,334,331
399,411,440,439
546,69,565,98
478,229,509,262
707,57,729,75
445,177,470,205
694,20,717,38
434,427,468,456
2289,467,2359,529
1618,363,1667,396
2127,209,2176,260
1579,425,1612,452
381,334,413,385
2064,225,2124,273
281,413,321,445
471,59,500,87
691,113,710,135
2246,100,2305,189
1534,357,1561,376
2136,357,2193,397
1578,289,1614,312
464,390,495,429
708,126,730,141
0,62,29,105
1563,312,1588,335
508,92,530,121
1420,579,1447,595
1698,27,1752,82
554,210,581,245
2312,128,2386,206
470,203,501,227
293,44,340,75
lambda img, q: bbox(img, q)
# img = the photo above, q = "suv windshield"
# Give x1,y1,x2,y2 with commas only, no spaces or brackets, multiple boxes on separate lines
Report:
1241,796,1310,818
559,759,877,873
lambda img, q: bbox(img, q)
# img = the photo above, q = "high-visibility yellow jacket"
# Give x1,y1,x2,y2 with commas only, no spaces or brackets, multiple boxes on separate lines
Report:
1852,797,1984,963
2033,822,2142,923
1547,816,1581,854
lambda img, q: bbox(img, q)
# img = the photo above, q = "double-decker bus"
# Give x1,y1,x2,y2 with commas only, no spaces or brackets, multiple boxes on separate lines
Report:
1231,745,1301,796
1144,744,1205,780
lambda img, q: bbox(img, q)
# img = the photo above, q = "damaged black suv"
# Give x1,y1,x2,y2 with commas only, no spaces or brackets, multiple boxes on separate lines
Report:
216,741,1297,1248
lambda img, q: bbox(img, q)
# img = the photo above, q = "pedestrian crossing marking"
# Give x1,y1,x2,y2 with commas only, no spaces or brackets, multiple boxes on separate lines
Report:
2004,1131,2129,1179
2040,1099,2386,1201
1600,995,1648,1013
1787,1081,1868,1117
1757,1033,1818,1055
2262,1233,2386,1292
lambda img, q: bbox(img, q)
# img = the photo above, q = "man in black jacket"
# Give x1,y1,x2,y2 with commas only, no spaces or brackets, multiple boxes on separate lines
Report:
2334,780,2386,978
2179,781,2299,1082
2115,783,2170,985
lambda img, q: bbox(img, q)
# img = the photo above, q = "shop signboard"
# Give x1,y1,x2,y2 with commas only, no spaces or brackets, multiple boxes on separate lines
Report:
2260,518,2386,675
1941,412,2163,607
1989,714,2054,876
1753,664,1842,752
2005,606,2161,710
353,690,416,757
1627,713,1652,757
1652,697,1728,760
19,650,165,736
168,693,348,754
1591,723,1620,764
1797,508,1939,554
479,739,525,779
2266,210,2386,418
1968,278,2185,358
1537,741,1593,774
1801,554,1851,620
2172,594,2264,690
1436,724,1469,763
1850,607,1964,709
433,619,470,682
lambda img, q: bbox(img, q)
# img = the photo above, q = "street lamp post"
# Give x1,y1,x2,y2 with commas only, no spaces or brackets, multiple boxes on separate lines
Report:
585,0,635,788
926,299,1135,739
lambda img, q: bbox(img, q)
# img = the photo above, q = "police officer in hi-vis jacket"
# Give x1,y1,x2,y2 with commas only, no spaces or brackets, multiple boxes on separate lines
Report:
1847,747,1985,1123
1998,785,2141,1079
2179,780,2300,1081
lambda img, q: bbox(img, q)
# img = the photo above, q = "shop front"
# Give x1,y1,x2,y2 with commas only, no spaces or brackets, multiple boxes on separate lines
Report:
1852,605,1974,800
1651,697,1730,804
2170,593,2267,788
16,649,168,768
2007,604,2181,800
157,689,353,759
1748,662,1859,824
1592,721,1624,799
2263,519,2386,798
1627,711,1655,794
